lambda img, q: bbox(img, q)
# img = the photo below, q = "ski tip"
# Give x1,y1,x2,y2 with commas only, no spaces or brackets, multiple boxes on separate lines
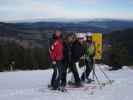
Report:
90,91,94,95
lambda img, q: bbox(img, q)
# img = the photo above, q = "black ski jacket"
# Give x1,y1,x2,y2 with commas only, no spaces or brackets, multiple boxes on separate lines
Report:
71,40,84,63
63,42,73,64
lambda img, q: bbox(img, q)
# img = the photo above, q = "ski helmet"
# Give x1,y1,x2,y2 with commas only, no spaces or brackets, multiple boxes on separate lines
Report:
76,33,85,39
86,32,92,37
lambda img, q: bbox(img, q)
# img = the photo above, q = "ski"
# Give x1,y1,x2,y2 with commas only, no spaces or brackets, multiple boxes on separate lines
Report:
47,84,68,93
66,80,114,91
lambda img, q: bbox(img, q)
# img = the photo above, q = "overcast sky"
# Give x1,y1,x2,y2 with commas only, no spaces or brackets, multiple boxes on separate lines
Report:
0,0,133,21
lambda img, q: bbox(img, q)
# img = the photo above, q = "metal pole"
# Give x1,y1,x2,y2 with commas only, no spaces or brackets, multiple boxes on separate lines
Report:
92,60,95,80
97,64,112,84
83,55,87,81
86,57,103,89
93,66,102,89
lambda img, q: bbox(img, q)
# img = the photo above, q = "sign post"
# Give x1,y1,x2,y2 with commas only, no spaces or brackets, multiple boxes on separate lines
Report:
92,33,102,60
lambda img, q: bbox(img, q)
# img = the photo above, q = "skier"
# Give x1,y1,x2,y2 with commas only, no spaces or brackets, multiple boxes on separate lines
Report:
49,29,64,91
68,33,85,87
81,32,96,83
62,33,74,88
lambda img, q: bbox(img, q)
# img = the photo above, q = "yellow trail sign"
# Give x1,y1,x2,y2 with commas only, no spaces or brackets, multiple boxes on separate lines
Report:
92,33,102,60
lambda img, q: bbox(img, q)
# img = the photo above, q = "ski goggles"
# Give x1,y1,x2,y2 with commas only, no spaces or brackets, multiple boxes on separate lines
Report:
78,37,84,40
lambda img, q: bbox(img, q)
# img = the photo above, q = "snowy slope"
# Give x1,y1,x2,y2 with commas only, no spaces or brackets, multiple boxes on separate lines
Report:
0,65,133,100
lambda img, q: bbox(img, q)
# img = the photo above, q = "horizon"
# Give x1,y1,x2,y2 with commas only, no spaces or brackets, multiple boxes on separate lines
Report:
0,0,133,22
1,18,133,23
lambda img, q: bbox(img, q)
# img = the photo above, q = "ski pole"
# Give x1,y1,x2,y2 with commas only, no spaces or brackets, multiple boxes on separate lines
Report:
83,55,87,81
98,64,112,84
87,57,103,89
92,62,103,89
91,58,96,80
92,60,95,80
93,68,102,89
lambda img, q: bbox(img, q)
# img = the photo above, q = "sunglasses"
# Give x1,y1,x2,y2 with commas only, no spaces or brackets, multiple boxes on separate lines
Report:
78,38,84,40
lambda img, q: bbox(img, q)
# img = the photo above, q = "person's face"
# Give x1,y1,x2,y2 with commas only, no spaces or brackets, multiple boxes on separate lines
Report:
68,36,73,43
87,36,92,41
55,30,61,37
72,35,76,42
78,38,84,44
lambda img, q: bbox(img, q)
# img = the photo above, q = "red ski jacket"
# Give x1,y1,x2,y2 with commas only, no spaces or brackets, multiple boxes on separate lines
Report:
49,39,63,61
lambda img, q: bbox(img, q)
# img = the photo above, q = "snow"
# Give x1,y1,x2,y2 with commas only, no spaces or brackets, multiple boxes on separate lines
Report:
0,65,133,100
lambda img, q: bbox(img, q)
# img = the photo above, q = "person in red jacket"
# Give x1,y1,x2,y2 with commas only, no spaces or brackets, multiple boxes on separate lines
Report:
49,29,65,91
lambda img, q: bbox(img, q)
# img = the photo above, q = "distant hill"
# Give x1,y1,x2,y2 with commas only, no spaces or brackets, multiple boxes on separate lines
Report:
12,19,133,32
0,19,133,48
0,20,133,69
0,22,48,48
1,19,133,34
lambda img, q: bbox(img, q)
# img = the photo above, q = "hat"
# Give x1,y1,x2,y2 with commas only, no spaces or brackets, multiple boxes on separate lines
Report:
76,33,85,39
86,32,92,37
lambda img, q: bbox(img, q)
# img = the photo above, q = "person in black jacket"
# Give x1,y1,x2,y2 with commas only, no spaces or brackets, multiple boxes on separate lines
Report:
63,33,84,87
62,34,73,87
71,34,84,86
72,39,84,63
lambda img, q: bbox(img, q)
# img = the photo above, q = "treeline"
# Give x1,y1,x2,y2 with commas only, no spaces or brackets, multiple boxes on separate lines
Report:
103,28,133,66
0,40,50,72
0,28,133,72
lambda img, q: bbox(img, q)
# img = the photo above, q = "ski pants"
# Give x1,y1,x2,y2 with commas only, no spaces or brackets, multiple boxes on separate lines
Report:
51,61,65,88
81,57,94,81
69,63,81,85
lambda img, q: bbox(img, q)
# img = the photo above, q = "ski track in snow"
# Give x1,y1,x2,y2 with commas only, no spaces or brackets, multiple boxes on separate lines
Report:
0,65,133,100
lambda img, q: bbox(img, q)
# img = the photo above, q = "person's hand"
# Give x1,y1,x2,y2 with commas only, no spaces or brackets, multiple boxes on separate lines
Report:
52,61,56,65
80,56,85,60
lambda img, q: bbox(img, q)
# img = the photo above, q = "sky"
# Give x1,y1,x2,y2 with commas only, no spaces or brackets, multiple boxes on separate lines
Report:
0,0,133,21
